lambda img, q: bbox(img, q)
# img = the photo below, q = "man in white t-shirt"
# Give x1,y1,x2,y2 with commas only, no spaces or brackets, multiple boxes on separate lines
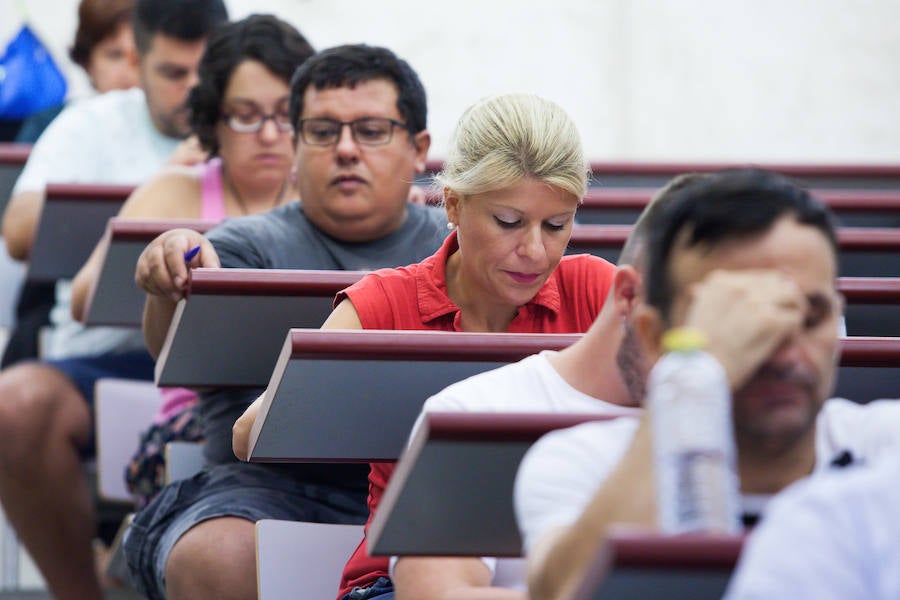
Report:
0,2,227,599
725,457,900,600
513,169,900,600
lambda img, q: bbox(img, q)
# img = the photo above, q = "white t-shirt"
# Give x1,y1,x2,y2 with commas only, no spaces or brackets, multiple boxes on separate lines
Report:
13,88,181,358
391,351,640,592
514,397,900,555
725,457,900,600
13,88,179,194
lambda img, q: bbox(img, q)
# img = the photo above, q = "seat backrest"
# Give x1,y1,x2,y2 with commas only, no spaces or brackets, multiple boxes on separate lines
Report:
0,244,25,330
27,183,132,282
256,519,363,600
94,378,163,503
573,532,743,600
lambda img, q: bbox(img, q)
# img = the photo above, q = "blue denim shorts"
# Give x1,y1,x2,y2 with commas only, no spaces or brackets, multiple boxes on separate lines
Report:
340,576,394,600
123,461,367,600
45,350,155,456
47,349,156,405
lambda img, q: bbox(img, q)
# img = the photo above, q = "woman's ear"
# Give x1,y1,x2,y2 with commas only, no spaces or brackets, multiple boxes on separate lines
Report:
444,187,461,225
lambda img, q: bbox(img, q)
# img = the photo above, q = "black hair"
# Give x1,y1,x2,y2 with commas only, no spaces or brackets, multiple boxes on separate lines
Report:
132,0,228,55
289,44,427,135
644,168,839,321
188,14,315,155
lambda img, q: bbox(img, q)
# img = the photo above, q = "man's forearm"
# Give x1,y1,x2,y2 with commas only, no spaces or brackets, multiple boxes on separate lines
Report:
527,422,656,600
142,294,178,359
2,190,43,260
394,557,525,600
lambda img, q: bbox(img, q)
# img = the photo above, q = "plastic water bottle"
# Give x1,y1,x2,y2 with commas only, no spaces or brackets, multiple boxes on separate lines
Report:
648,328,740,534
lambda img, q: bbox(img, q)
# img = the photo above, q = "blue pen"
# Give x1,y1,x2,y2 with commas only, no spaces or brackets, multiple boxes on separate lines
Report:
184,245,201,262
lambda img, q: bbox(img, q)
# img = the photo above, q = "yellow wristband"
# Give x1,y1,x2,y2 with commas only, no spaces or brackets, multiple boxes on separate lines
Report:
661,327,708,352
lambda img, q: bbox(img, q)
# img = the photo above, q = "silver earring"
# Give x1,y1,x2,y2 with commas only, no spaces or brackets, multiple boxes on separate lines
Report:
447,222,455,230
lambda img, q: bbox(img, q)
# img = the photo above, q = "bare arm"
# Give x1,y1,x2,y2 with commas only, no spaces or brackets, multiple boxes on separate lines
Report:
320,297,364,330
137,229,220,358
70,234,110,321
232,392,264,462
394,557,525,600
71,169,201,322
527,270,808,600
232,298,364,459
526,418,655,600
2,190,43,260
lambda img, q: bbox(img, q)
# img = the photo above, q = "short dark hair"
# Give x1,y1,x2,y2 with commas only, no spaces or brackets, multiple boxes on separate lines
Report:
132,0,228,55
70,0,134,70
644,168,839,321
619,172,711,270
289,44,427,136
188,14,314,155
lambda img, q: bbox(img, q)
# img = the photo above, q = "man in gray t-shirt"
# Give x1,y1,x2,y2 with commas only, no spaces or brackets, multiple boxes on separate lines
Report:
127,45,447,600
202,201,447,466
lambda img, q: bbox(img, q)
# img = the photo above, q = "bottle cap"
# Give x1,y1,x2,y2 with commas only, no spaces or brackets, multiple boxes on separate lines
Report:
661,327,708,352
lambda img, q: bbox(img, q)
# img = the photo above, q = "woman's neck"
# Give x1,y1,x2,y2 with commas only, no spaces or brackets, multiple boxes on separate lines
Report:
223,164,291,216
445,250,518,332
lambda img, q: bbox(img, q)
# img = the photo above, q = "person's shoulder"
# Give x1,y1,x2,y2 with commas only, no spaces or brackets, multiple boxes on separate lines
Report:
550,253,616,316
777,456,900,519
28,89,147,154
206,205,276,252
817,398,900,465
423,353,548,413
56,88,144,122
529,417,639,465
339,260,422,327
213,202,299,234
121,166,203,219
820,397,900,430
85,87,144,109
353,261,419,293
555,253,616,276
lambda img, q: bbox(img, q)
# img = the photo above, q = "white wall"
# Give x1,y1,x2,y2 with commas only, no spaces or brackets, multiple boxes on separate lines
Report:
2,0,899,163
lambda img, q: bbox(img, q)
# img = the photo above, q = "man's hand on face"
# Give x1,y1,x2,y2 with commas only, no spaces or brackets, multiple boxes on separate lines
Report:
682,270,806,391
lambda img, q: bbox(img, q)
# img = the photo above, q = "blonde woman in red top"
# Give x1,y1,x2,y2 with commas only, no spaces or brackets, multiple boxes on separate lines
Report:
234,93,617,600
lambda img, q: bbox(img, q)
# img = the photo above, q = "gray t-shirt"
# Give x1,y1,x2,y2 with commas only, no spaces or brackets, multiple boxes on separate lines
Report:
200,201,448,485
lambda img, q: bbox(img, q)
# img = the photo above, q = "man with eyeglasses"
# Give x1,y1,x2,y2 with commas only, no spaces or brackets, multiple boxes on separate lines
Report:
127,44,447,600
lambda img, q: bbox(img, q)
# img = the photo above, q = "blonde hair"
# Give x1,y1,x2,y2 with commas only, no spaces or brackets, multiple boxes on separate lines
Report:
435,93,588,200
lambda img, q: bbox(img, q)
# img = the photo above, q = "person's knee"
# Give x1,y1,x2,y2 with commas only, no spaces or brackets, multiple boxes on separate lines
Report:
0,363,89,460
165,517,257,600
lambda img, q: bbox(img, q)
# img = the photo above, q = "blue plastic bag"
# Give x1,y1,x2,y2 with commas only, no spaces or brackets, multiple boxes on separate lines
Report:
0,24,67,120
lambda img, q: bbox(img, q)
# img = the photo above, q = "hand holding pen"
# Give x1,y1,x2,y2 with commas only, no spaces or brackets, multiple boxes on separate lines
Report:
184,245,201,262
134,228,221,304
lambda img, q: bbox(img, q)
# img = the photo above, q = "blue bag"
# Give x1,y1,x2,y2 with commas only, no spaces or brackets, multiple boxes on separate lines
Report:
0,24,67,120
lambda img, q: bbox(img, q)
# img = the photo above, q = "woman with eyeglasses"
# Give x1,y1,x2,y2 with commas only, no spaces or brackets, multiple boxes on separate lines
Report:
70,14,314,509
233,93,618,600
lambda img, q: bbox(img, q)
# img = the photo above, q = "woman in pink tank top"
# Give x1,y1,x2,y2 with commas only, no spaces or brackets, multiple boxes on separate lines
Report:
70,15,314,507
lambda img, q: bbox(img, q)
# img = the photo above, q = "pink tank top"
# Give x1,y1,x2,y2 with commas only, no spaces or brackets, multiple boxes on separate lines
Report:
154,158,229,424
199,157,227,222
